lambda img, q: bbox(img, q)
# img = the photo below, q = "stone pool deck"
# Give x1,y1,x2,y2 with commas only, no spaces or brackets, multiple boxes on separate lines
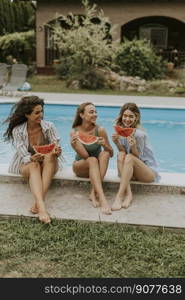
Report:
1,92,185,108
1,164,185,230
1,93,185,229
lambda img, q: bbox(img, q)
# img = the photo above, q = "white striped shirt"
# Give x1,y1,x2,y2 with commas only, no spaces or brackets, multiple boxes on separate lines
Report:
9,120,61,174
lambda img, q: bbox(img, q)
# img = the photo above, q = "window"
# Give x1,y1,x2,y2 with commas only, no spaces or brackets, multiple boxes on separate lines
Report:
140,24,168,48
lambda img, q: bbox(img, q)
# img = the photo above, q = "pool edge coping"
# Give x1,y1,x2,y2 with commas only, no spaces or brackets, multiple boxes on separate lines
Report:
1,164,185,189
1,98,185,109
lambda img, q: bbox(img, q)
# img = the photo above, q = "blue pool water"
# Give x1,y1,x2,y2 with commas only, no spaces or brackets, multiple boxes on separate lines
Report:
0,103,185,173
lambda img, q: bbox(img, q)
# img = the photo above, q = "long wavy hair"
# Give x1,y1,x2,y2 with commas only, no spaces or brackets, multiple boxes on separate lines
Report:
4,96,44,141
72,102,95,128
116,102,141,128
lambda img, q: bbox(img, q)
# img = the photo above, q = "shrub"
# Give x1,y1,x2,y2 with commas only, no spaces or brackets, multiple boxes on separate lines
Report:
116,39,166,80
78,68,106,89
54,57,75,79
0,30,35,65
51,0,119,88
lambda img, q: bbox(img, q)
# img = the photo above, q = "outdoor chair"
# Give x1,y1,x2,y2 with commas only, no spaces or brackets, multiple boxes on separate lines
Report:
2,63,28,96
0,63,8,94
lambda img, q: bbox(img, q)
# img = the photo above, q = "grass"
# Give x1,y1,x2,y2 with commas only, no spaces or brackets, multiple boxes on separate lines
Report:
28,69,185,97
0,217,185,278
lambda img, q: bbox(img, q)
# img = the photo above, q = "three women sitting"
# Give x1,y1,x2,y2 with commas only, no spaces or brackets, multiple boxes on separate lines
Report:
4,96,160,223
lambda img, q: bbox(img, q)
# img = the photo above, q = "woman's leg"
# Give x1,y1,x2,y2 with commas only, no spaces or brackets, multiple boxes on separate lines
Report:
112,154,155,210
42,153,58,197
20,162,51,223
117,152,132,207
90,151,110,206
73,158,111,214
98,151,110,179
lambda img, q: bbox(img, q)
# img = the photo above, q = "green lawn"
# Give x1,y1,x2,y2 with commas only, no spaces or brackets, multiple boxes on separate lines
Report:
0,217,185,278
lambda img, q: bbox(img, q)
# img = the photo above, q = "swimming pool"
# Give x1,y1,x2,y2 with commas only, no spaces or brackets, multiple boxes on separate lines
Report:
0,103,185,173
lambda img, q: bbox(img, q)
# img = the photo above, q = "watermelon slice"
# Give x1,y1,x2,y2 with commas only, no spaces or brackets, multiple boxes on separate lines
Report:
77,131,98,145
114,125,135,137
33,143,55,154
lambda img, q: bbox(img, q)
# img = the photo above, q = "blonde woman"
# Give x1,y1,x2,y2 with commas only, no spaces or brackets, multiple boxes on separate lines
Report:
112,102,160,210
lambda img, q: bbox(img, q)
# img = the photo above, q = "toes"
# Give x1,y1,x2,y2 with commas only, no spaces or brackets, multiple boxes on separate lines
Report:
101,206,112,215
111,203,122,211
30,207,38,214
92,199,100,208
122,196,133,209
38,214,51,224
122,201,131,209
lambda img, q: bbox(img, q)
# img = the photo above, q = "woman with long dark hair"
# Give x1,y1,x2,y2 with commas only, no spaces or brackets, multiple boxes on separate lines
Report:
112,102,160,210
4,96,62,224
70,102,113,215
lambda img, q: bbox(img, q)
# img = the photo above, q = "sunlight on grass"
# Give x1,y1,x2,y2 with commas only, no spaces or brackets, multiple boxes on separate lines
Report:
28,74,185,97
0,217,185,278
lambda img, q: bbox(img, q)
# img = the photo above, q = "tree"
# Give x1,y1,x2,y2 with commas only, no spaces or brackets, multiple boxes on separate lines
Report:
51,0,119,88
0,0,35,35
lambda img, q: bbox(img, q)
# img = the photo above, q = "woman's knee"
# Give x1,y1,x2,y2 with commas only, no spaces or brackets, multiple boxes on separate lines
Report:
43,153,56,164
72,161,89,177
21,161,41,177
117,151,125,162
29,161,41,170
99,151,110,161
87,156,98,165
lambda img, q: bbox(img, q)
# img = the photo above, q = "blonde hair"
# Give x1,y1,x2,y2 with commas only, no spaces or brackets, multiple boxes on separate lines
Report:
116,102,141,128
72,102,95,128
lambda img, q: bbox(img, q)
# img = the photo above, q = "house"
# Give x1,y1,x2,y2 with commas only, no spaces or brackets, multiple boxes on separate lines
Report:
32,0,185,73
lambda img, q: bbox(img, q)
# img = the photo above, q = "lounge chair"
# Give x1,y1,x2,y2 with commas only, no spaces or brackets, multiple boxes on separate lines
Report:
0,63,8,93
2,63,28,96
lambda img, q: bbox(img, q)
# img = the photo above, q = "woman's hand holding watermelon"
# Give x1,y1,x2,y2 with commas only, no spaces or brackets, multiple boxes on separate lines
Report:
53,145,62,157
31,153,44,162
97,136,106,147
71,134,78,146
127,135,136,147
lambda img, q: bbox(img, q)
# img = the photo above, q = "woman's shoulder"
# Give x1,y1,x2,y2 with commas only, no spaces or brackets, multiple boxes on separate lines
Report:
41,120,53,126
97,125,107,134
12,122,27,134
41,120,55,130
97,126,109,137
135,127,147,137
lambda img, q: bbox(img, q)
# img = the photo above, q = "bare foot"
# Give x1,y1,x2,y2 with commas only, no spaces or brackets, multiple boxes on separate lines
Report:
30,203,38,214
101,204,112,215
111,196,123,211
38,211,51,224
122,193,133,209
89,189,100,208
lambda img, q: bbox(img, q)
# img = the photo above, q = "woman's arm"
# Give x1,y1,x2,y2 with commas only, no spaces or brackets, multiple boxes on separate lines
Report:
112,133,126,153
47,122,62,156
48,122,61,145
70,129,89,159
128,133,143,158
13,127,45,163
12,127,32,164
98,127,113,157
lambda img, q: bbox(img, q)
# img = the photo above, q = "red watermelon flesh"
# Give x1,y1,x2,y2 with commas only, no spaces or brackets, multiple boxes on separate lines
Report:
114,125,135,137
33,143,55,154
77,131,98,145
